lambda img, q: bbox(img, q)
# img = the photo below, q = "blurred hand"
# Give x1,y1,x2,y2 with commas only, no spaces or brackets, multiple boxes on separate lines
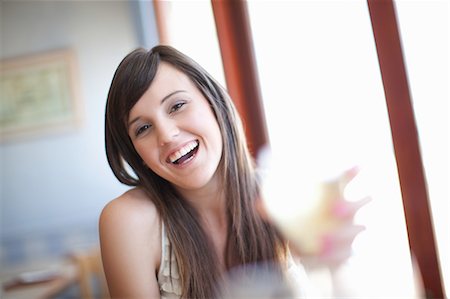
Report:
257,167,371,270
298,196,371,270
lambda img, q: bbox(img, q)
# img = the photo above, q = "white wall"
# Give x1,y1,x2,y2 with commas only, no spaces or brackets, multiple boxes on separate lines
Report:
0,1,158,266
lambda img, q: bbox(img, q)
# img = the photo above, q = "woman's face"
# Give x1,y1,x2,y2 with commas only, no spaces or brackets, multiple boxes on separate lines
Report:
127,62,223,193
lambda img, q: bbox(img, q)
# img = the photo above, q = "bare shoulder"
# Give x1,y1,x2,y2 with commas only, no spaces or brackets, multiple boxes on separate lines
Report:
100,187,159,227
99,187,162,298
99,187,161,254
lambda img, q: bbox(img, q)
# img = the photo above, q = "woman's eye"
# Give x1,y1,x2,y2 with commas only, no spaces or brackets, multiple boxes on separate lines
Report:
136,124,151,136
170,102,185,113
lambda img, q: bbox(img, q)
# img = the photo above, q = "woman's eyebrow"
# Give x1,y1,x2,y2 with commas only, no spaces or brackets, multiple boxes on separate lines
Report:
127,90,187,129
161,90,186,104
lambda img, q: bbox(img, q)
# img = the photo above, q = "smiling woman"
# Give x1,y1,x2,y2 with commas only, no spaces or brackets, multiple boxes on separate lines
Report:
126,61,223,192
101,45,290,299
166,140,199,165
100,45,367,299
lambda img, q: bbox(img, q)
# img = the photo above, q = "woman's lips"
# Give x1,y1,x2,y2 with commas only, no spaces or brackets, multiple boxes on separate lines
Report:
167,140,199,164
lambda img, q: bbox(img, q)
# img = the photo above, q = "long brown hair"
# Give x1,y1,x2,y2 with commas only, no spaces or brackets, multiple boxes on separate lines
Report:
105,45,286,298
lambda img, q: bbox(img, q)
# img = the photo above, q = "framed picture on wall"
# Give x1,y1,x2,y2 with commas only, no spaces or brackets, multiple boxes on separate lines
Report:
0,49,83,142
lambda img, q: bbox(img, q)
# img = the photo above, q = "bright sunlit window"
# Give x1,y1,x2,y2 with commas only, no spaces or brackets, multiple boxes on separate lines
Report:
395,0,449,294
248,1,420,297
155,0,447,296
154,0,225,87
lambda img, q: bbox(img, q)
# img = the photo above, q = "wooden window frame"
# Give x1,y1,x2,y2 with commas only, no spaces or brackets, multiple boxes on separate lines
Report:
211,0,269,157
367,1,444,297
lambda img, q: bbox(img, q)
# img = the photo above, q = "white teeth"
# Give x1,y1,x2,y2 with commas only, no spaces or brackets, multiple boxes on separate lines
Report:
169,140,199,163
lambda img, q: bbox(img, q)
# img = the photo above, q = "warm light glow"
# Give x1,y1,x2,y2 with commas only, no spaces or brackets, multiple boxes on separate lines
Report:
248,0,420,296
159,0,447,296
156,0,225,87
395,0,449,294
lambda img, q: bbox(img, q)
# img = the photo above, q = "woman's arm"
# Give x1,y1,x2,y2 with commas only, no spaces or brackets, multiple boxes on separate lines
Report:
99,188,161,299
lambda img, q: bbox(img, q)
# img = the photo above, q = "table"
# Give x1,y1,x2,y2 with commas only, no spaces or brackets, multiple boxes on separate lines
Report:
1,259,78,299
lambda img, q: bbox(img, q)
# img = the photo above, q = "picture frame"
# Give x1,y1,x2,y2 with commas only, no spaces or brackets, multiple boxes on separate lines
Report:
0,49,83,142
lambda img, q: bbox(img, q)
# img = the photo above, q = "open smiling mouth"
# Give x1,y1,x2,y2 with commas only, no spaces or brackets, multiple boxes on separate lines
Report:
168,140,199,165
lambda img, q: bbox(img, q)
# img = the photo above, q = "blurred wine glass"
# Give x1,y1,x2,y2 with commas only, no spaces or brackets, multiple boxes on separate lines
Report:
257,145,367,297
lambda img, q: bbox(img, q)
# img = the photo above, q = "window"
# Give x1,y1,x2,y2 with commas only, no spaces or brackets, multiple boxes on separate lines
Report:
395,0,449,293
153,0,446,296
153,0,225,86
248,1,420,296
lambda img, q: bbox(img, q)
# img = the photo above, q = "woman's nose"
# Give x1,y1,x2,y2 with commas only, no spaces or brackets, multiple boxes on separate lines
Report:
156,120,179,146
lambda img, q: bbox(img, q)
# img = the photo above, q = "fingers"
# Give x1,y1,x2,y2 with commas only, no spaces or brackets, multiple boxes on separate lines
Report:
319,247,353,269
319,225,365,267
332,196,372,219
301,224,366,268
320,225,366,255
339,166,360,188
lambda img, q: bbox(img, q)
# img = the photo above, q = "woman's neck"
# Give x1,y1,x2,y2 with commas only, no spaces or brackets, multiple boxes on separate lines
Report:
175,172,227,226
176,173,229,270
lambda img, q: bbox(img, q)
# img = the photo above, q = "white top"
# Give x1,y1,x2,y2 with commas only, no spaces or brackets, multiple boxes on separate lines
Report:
158,223,182,299
157,222,311,299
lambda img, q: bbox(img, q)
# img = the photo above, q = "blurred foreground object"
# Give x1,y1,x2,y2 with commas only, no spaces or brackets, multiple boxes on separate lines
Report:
257,146,372,297
258,146,368,258
220,262,295,299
